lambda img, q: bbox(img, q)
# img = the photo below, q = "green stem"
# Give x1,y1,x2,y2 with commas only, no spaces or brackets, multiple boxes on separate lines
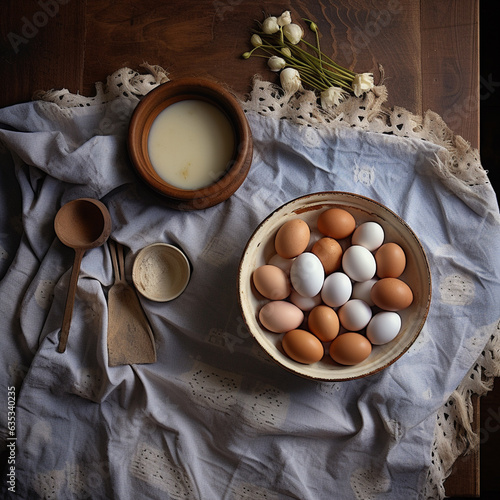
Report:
282,46,349,89
300,38,356,78
297,68,329,90
314,26,322,72
292,50,352,89
312,60,353,83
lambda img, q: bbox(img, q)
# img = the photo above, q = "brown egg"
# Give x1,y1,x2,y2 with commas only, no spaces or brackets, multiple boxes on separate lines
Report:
275,219,310,259
259,301,304,333
282,329,324,364
375,243,406,278
329,332,372,365
311,237,343,274
252,265,291,300
307,305,339,342
370,278,413,311
317,208,356,239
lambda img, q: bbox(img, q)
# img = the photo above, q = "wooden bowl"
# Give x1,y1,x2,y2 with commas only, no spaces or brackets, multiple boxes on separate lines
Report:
238,192,432,381
132,243,190,301
128,78,253,210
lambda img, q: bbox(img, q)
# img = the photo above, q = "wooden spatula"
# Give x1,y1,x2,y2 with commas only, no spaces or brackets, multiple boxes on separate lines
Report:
107,240,157,366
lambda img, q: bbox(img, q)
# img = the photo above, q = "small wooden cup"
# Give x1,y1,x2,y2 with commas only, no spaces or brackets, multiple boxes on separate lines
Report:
128,77,253,210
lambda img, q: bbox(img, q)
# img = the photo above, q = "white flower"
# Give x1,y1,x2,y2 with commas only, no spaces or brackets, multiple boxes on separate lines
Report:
352,73,374,96
283,23,304,44
277,10,292,26
250,34,263,47
320,86,348,108
262,16,280,34
268,56,286,72
280,67,302,94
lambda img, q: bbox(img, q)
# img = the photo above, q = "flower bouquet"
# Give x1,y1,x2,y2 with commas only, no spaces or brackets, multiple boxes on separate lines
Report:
243,11,374,109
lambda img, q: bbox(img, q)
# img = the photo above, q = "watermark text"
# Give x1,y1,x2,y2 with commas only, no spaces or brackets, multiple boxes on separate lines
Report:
7,0,72,54
6,386,17,493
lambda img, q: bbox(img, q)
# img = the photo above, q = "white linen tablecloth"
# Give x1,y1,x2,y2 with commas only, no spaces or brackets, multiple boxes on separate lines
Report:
1,70,499,500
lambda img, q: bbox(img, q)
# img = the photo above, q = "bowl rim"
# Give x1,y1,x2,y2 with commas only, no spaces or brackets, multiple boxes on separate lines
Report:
237,191,432,382
127,77,253,208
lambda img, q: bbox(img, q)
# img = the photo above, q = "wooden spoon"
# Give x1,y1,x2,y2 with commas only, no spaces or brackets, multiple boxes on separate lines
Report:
54,198,112,353
107,240,157,366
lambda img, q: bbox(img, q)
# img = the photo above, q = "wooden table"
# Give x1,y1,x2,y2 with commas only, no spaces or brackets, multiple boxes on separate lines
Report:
0,0,480,496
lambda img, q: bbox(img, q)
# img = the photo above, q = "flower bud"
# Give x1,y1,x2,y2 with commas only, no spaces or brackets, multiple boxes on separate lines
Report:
262,16,280,34
280,67,302,94
352,73,374,96
278,10,292,26
320,86,348,108
251,34,263,47
281,47,292,58
308,21,318,33
283,23,304,45
268,56,286,72
242,52,251,60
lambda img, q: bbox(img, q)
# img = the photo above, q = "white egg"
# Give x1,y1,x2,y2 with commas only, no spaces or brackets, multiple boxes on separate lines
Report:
351,278,378,306
342,245,376,282
289,289,322,311
268,253,295,274
290,252,324,298
321,272,352,307
306,229,323,251
351,221,385,251
366,311,402,345
338,299,372,331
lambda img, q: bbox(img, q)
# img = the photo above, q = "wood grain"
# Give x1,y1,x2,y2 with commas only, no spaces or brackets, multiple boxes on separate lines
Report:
81,0,478,146
421,0,479,148
445,394,481,498
83,0,269,97
0,0,86,105
0,0,479,148
293,0,423,117
0,0,483,496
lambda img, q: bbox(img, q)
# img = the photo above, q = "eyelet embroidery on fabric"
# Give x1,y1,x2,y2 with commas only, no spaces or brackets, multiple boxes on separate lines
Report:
182,361,242,414
33,64,169,107
34,279,56,309
231,482,280,500
350,466,391,500
32,469,65,500
439,274,475,306
72,367,103,401
130,442,193,498
240,382,289,431
353,163,376,186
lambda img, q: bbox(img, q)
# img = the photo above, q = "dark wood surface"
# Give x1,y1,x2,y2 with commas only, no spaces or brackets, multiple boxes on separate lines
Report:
1,1,494,497
0,0,480,151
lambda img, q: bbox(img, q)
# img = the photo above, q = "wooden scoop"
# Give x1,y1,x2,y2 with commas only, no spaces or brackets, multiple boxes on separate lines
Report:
107,240,157,366
54,198,112,353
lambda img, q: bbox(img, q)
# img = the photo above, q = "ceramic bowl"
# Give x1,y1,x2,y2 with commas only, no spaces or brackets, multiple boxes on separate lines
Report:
128,77,253,210
132,243,191,301
238,192,432,381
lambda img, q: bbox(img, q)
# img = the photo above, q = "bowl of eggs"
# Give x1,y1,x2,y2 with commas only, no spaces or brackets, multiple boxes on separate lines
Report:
128,77,253,210
238,191,432,381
